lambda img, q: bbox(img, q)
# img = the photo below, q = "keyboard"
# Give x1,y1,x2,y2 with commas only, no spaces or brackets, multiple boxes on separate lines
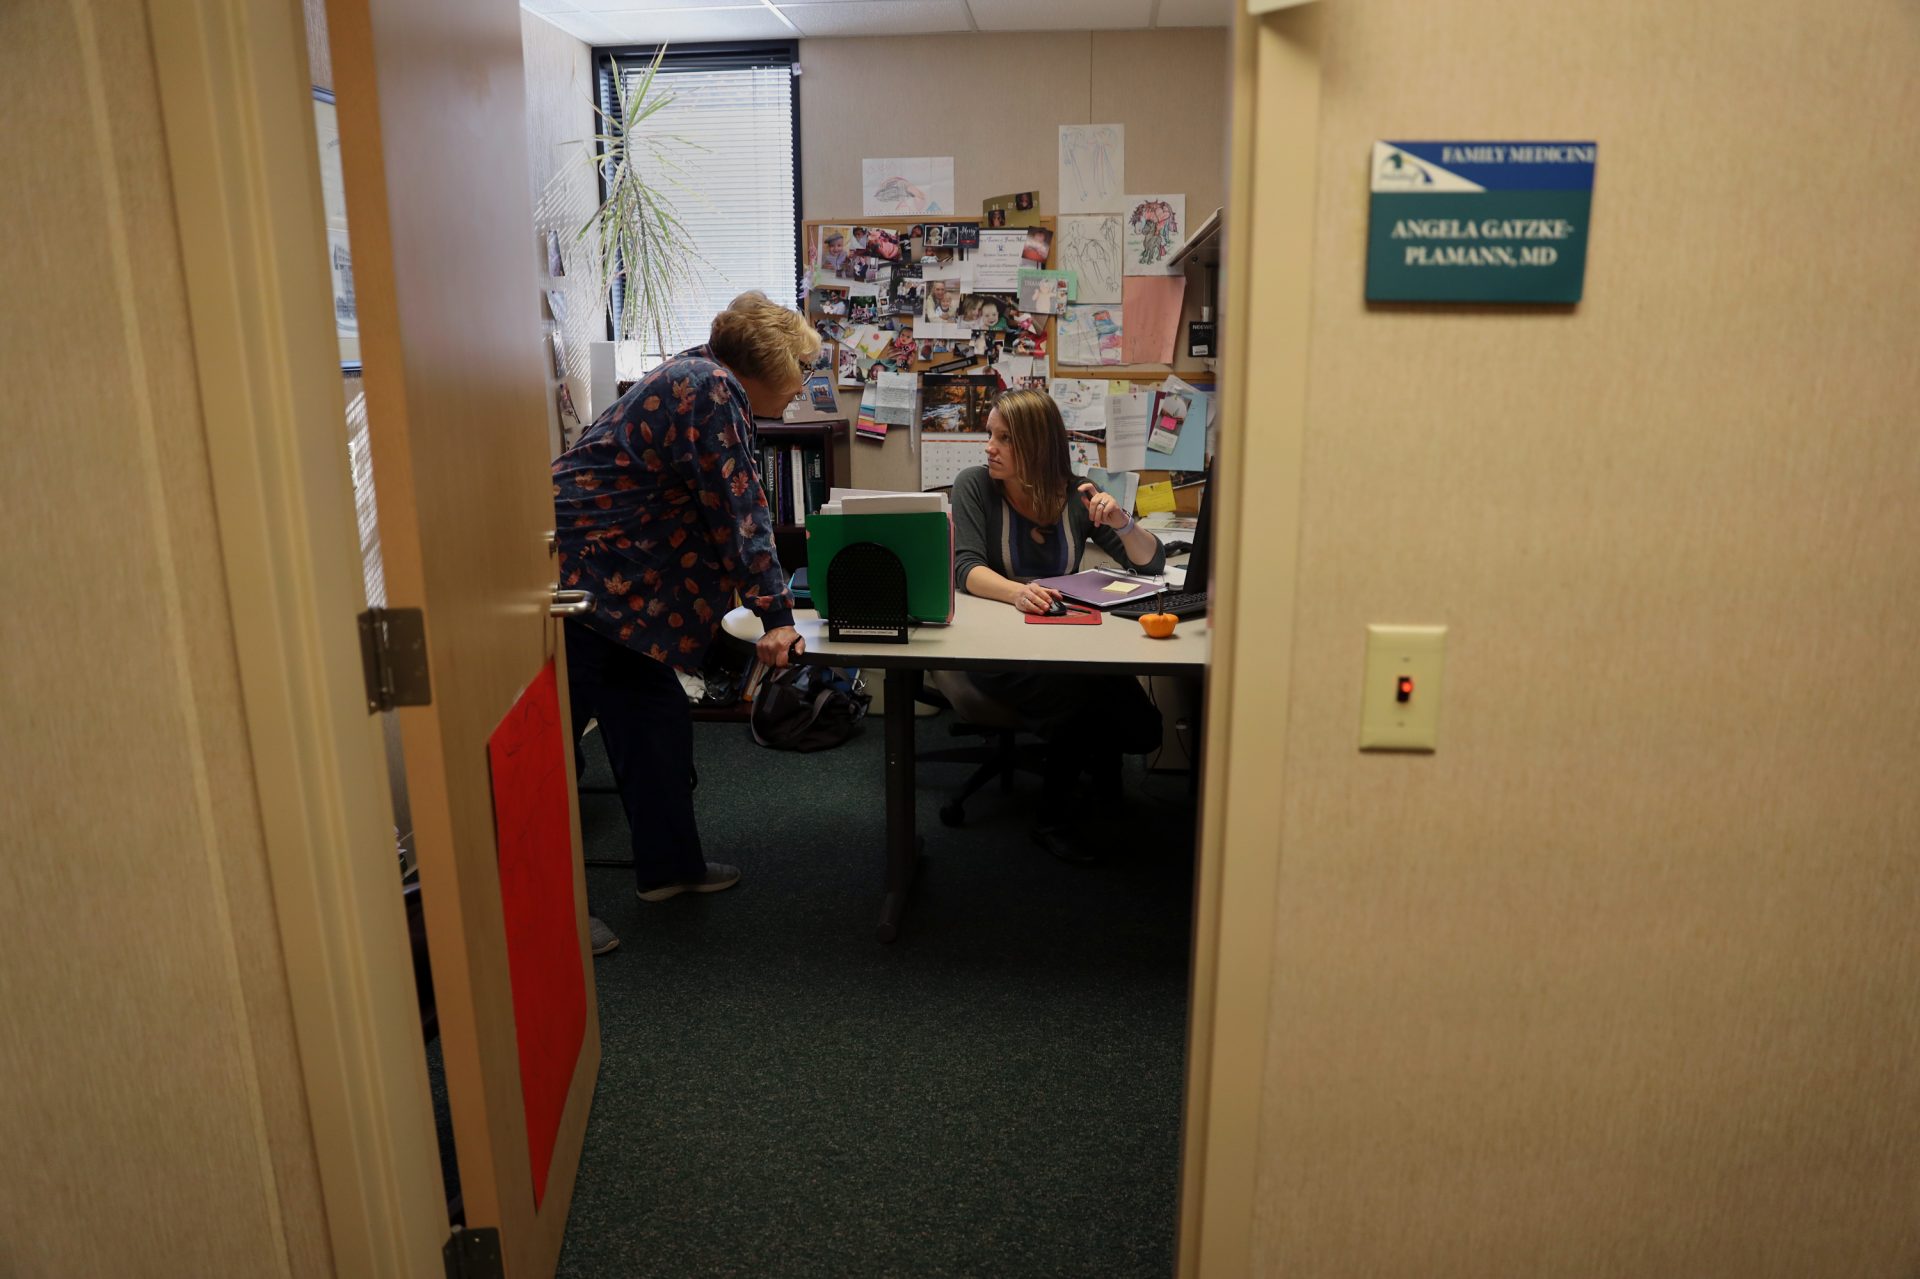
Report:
1112,590,1209,620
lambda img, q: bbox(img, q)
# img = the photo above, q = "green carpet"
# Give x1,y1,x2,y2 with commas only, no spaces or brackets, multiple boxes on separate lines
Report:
556,707,1196,1278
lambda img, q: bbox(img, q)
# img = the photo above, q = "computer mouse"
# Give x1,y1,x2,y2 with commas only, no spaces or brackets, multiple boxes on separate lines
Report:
1044,598,1069,617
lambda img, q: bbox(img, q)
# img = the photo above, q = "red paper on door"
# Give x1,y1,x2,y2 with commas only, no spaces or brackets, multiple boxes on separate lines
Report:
486,657,586,1211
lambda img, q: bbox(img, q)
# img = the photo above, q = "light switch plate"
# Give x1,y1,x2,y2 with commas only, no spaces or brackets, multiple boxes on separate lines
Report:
1359,624,1446,751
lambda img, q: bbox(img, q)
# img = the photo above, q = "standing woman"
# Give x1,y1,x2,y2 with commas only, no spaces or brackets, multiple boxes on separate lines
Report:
553,292,816,941
948,389,1167,862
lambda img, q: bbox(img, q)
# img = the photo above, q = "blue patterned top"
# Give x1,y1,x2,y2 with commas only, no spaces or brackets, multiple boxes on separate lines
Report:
552,345,793,668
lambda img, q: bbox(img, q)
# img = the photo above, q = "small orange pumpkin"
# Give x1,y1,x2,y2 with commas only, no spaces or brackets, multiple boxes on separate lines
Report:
1139,611,1177,639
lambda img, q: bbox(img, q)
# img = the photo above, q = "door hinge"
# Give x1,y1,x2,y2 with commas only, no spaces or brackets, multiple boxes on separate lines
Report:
442,1227,503,1279
357,607,432,712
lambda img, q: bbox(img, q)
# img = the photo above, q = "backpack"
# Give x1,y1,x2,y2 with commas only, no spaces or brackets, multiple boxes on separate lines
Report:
750,665,870,752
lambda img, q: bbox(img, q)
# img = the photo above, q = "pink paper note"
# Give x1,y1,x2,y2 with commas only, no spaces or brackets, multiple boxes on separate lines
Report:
1121,276,1187,365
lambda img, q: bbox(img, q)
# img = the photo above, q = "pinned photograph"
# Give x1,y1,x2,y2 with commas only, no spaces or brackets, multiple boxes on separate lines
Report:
545,229,566,277
1023,227,1053,265
1008,330,1049,359
983,191,1042,229
546,288,569,326
549,328,566,379
957,293,1011,331
819,225,852,273
1017,269,1075,315
920,377,977,434
836,344,862,388
923,276,965,324
807,376,838,412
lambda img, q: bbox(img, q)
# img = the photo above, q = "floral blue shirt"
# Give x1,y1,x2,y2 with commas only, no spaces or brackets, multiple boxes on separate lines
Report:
552,345,793,667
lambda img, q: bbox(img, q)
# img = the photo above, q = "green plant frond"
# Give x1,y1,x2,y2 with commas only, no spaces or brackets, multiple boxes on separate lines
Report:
571,43,732,352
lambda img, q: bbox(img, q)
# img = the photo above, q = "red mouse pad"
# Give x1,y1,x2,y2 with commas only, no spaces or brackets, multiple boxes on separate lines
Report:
1025,605,1103,625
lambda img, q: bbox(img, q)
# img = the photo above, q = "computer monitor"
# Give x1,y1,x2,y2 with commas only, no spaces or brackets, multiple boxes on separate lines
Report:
1182,470,1213,598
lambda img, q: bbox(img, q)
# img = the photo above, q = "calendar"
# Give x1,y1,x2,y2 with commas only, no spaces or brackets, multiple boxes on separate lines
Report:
920,438,984,491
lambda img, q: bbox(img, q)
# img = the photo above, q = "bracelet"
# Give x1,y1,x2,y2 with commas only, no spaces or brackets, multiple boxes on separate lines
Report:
1116,513,1137,534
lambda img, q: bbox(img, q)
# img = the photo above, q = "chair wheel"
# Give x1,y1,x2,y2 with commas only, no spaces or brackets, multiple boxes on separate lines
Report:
938,801,965,827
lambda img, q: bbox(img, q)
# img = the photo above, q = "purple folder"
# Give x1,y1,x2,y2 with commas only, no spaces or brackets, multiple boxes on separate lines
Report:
1030,569,1160,610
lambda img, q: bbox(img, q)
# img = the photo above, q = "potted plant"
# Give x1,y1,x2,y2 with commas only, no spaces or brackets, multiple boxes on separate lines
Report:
575,48,707,358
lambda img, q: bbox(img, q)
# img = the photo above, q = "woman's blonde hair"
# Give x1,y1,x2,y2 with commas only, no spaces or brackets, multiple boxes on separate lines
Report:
992,388,1074,525
709,291,822,387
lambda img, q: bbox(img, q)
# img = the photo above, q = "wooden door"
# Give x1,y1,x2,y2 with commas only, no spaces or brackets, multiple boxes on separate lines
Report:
325,0,598,1273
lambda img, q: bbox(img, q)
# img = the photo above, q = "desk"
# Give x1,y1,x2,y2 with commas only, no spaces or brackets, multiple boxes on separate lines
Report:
794,593,1208,941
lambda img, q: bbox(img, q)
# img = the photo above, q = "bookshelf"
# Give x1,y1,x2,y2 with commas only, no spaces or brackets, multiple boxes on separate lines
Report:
689,418,845,724
755,418,846,570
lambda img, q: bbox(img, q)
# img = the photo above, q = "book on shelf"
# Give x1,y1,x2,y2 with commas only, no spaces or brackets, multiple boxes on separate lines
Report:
754,439,831,527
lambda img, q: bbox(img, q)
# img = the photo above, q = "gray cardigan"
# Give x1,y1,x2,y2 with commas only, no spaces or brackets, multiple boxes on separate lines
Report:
951,465,1166,589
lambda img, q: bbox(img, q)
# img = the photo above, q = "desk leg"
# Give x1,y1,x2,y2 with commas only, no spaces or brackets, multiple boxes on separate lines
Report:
877,667,922,943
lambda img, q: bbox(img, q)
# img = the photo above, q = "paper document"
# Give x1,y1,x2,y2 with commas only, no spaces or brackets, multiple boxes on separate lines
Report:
1056,306,1101,366
1059,124,1125,214
1105,392,1151,470
1057,215,1123,303
1052,378,1110,435
1136,480,1176,514
1086,466,1140,514
973,230,1028,292
874,370,917,426
840,491,949,514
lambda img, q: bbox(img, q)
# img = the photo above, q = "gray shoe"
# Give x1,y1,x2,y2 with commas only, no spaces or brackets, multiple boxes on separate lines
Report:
636,862,741,903
588,916,620,956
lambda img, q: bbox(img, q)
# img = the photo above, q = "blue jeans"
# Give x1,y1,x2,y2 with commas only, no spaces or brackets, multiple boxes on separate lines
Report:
565,620,707,892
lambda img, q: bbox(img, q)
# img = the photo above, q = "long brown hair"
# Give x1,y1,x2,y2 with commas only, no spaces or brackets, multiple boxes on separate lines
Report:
992,388,1074,524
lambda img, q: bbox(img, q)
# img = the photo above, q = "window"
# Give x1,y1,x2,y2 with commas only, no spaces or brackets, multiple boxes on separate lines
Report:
596,43,799,359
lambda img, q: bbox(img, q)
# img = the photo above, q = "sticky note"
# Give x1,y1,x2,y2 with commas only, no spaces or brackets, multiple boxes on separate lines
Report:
1102,580,1142,595
1136,480,1176,514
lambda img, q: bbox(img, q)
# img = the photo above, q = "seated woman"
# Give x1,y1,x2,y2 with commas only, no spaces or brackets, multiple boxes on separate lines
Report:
949,388,1167,862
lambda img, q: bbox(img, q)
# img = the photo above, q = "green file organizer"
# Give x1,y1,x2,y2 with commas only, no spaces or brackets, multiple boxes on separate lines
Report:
804,511,954,625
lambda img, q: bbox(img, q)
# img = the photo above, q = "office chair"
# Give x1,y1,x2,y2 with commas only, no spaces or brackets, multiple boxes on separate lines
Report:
916,669,1047,827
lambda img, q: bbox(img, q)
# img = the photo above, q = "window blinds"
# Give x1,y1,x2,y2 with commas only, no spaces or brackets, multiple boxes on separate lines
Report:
604,55,798,358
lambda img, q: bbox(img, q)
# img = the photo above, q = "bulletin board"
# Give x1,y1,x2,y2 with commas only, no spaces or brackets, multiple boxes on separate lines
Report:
800,216,1214,503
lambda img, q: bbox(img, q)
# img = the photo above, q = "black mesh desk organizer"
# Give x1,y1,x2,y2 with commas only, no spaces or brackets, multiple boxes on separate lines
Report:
825,541,912,644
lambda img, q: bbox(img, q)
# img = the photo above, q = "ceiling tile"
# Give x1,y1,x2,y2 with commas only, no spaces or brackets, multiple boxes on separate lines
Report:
534,8,622,40
1152,0,1229,26
590,7,798,39
569,0,763,13
778,1,973,37
964,0,1154,31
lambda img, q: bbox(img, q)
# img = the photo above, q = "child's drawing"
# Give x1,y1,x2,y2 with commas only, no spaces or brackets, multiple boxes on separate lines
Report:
1124,194,1186,275
862,156,953,215
1057,214,1124,304
1059,124,1125,214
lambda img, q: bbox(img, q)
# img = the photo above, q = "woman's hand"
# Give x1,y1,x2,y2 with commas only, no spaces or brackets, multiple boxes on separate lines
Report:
758,625,804,668
1078,482,1130,530
1010,582,1063,614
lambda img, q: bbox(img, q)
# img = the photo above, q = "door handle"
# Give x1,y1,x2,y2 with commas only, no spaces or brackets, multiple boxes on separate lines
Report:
549,588,594,617
545,530,558,557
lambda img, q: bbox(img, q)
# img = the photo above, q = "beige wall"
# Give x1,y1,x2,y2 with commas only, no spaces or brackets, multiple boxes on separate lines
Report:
0,2,333,1274
1251,2,1920,1275
799,30,1230,490
521,11,595,456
